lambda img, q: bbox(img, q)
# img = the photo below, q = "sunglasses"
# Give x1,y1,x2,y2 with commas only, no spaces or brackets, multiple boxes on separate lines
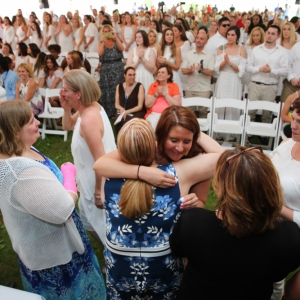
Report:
226,146,263,164
221,23,230,27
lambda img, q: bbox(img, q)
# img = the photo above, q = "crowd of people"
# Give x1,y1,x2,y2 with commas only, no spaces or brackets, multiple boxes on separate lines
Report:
0,3,300,300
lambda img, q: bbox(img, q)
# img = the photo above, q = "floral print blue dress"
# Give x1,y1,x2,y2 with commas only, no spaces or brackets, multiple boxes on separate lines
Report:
18,148,106,300
104,163,184,300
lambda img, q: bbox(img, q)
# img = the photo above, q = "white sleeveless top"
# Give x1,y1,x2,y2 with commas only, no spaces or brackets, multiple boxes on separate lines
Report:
16,26,29,45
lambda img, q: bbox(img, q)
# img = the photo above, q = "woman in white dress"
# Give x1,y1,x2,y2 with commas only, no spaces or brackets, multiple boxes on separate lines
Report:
139,15,151,33
175,18,195,44
16,16,29,45
27,21,43,50
27,43,41,69
54,15,73,53
60,70,116,245
72,18,85,52
64,51,86,73
121,13,137,59
240,19,251,46
150,20,162,44
126,30,156,94
214,25,246,141
15,42,30,71
84,15,99,53
2,43,16,62
112,11,122,39
3,17,16,51
148,29,159,57
157,28,182,96
44,13,56,49
173,23,191,93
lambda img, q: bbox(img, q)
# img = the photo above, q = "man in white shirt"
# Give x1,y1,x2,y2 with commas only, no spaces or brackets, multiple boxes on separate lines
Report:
182,32,215,117
281,42,300,102
246,25,289,123
205,17,229,58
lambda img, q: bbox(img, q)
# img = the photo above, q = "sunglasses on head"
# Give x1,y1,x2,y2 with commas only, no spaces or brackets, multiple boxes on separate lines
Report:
226,146,263,164
221,23,230,27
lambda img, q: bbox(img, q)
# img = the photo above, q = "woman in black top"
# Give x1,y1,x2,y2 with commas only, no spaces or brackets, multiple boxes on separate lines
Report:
114,67,146,134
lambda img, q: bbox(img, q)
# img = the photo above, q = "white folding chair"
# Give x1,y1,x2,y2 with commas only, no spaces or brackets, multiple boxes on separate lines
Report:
85,52,100,65
211,98,247,146
182,97,213,136
38,88,68,141
242,101,281,150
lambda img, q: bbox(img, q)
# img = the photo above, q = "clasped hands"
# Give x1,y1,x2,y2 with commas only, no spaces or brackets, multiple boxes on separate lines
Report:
259,64,271,73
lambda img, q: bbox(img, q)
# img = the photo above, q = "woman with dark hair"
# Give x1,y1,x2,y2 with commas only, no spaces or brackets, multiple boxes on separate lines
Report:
84,15,99,52
173,23,190,92
2,42,15,62
240,19,251,45
27,43,41,68
115,66,146,134
214,25,246,141
3,17,16,51
44,13,56,49
145,64,181,129
126,30,156,94
121,12,137,58
38,54,63,107
98,24,124,118
157,28,182,95
249,13,267,34
33,51,46,83
175,17,195,43
55,15,73,53
15,42,29,70
150,19,162,42
27,21,43,49
170,146,300,300
94,118,221,299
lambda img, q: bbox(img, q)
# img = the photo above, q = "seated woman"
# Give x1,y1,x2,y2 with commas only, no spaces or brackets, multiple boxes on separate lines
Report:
15,42,29,70
16,63,43,116
27,43,41,69
280,90,300,138
0,100,106,299
170,146,300,300
38,54,63,107
114,66,146,135
93,118,221,299
63,50,86,73
2,42,16,62
145,64,181,129
33,51,46,83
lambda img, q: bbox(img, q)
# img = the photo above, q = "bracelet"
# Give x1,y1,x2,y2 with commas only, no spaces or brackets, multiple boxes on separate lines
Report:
137,165,141,179
94,193,101,199
154,93,158,98
230,63,234,68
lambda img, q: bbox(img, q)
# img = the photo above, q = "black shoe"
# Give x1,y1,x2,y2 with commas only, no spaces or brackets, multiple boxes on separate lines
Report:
260,137,269,145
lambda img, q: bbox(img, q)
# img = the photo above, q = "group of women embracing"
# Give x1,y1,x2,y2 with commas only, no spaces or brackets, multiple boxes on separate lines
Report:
0,69,300,300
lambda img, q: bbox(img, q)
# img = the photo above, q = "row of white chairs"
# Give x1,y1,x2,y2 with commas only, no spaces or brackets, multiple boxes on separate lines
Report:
182,97,282,151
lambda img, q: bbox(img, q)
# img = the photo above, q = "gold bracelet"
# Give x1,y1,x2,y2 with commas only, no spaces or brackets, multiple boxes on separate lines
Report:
94,193,101,199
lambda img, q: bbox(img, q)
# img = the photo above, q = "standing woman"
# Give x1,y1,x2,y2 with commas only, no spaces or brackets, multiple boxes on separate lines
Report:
27,43,41,69
44,13,56,49
72,18,85,52
16,63,43,116
84,15,99,52
3,17,16,51
126,30,156,94
16,15,29,45
139,15,151,33
60,70,116,245
214,25,246,140
157,28,182,96
280,22,297,50
27,21,43,50
150,19,162,43
240,19,251,46
198,13,210,29
243,26,265,86
98,25,124,118
115,66,146,134
0,100,106,300
55,15,73,53
112,11,122,39
121,12,137,59
208,20,218,38
148,29,159,56
173,23,190,93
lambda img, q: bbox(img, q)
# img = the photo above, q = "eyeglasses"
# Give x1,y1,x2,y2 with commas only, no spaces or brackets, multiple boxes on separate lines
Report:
221,23,230,27
226,146,263,164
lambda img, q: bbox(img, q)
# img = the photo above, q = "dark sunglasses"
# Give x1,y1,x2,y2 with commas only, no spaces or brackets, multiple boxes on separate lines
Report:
226,146,263,164
221,23,230,27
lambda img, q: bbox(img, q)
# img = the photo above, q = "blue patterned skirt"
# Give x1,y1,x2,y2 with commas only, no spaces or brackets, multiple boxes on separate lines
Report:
18,209,106,300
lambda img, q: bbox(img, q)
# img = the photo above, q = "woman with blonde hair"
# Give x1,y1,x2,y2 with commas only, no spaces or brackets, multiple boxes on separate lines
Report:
121,12,137,58
148,29,159,56
280,22,297,49
16,15,29,45
16,62,43,116
64,50,85,73
44,13,56,49
72,18,85,51
55,15,73,52
94,118,221,299
60,70,116,245
170,146,300,299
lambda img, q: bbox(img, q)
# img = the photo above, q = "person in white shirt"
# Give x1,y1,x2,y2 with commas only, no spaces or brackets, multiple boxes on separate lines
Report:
182,31,214,117
281,41,300,102
246,25,289,123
